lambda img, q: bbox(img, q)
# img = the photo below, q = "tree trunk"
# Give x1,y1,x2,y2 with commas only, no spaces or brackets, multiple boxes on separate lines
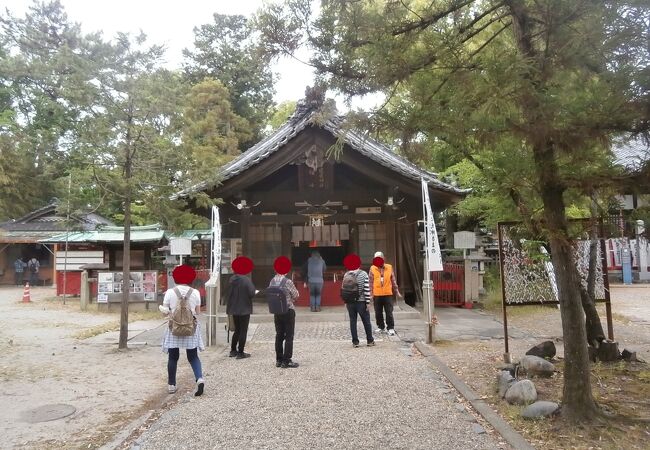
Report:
118,121,133,350
506,0,599,422
580,234,605,347
535,143,599,422
118,188,132,349
580,285,606,347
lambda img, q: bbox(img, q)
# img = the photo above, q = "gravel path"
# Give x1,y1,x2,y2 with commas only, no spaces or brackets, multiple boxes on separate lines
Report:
134,324,505,450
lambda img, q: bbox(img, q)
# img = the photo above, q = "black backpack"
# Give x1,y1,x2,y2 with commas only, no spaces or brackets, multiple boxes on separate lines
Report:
29,260,37,273
340,270,360,303
266,277,289,314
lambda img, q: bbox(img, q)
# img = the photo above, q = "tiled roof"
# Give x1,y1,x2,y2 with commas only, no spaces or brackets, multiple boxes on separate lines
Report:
0,201,114,232
0,230,63,243
175,100,468,198
39,224,165,244
613,135,650,171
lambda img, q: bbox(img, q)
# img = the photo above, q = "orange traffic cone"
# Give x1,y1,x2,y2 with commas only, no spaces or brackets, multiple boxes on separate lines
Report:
22,282,31,303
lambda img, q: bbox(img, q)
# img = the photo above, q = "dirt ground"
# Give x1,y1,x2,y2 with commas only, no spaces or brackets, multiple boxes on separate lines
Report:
0,286,212,450
432,285,650,450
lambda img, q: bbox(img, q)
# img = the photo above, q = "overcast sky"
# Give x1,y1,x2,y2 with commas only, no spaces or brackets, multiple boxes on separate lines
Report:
0,0,320,105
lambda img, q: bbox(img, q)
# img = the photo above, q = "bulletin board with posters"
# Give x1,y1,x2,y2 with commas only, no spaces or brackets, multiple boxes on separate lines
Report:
96,271,158,303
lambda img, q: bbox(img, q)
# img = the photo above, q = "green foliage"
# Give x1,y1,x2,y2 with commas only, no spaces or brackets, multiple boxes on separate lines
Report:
0,0,99,219
267,100,297,131
181,78,252,183
257,0,649,232
183,14,275,145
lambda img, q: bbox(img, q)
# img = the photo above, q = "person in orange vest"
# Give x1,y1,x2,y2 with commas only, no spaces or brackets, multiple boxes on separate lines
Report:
369,251,402,336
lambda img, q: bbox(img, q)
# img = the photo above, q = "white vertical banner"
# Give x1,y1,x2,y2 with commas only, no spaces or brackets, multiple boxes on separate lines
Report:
421,179,444,272
210,205,222,281
206,205,222,347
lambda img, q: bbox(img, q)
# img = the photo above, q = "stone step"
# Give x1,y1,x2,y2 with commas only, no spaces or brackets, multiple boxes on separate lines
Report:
217,302,422,324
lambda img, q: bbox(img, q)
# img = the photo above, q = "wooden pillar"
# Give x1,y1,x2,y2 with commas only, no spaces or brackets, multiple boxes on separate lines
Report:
281,224,292,258
385,205,397,267
108,247,116,271
80,270,89,311
144,245,152,269
350,221,359,255
240,207,251,257
53,244,58,292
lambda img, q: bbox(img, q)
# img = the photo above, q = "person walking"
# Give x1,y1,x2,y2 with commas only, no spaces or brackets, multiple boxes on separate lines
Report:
161,264,205,396
226,256,256,359
269,256,299,368
306,250,326,312
27,257,40,286
13,257,27,286
341,254,375,348
370,251,402,336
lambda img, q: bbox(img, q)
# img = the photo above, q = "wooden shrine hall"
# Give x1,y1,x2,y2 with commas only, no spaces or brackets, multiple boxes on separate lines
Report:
178,96,468,306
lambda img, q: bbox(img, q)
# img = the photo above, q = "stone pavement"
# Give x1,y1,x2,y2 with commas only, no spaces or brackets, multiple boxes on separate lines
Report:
130,326,506,450
125,303,528,349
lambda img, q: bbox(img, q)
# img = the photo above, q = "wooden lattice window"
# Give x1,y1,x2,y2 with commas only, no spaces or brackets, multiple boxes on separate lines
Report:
358,223,387,265
250,225,282,265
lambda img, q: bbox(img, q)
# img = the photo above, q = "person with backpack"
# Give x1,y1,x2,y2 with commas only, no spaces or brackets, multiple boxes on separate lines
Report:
160,264,205,396
306,250,326,312
370,251,402,336
268,256,299,368
27,257,40,286
226,256,256,359
341,254,375,348
14,257,27,286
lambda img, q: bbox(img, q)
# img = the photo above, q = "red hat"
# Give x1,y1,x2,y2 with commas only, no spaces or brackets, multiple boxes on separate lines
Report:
172,264,196,285
372,256,385,267
232,256,253,275
343,254,361,270
273,256,291,275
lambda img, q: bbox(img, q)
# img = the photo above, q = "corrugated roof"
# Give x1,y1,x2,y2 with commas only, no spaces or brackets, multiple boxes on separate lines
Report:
175,100,468,198
39,224,165,244
613,135,650,171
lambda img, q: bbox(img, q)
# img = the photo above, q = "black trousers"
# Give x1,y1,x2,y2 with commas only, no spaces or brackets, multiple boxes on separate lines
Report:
231,314,251,353
274,309,296,363
346,302,374,344
374,295,395,330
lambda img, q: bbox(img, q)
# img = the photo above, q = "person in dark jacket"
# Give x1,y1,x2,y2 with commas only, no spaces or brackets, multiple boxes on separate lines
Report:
306,250,326,312
226,256,256,359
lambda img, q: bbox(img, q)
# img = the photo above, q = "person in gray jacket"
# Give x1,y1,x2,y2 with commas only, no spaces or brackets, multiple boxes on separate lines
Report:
226,256,256,359
306,250,326,312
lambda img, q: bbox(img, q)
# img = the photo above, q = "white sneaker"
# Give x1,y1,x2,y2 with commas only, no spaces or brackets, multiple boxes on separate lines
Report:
195,378,205,397
168,384,177,394
387,329,396,336
374,328,385,334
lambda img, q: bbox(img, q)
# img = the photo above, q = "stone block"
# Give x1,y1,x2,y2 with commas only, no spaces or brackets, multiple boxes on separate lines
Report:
525,341,556,359
505,379,537,405
520,355,555,377
521,401,560,419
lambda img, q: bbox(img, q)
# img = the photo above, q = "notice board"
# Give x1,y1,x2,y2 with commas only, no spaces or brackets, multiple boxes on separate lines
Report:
96,271,158,303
